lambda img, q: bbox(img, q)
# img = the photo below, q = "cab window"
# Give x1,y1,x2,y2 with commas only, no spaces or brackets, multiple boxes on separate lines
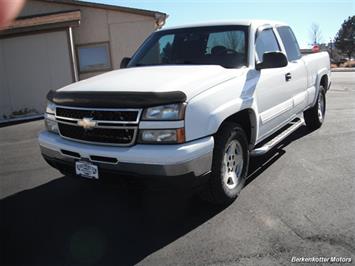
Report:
255,28,280,61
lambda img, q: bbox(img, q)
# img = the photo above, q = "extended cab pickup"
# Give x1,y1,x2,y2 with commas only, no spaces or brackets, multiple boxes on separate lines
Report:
39,20,330,204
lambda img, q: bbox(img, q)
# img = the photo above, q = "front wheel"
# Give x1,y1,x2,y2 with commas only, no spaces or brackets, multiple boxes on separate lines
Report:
304,86,326,130
200,123,249,205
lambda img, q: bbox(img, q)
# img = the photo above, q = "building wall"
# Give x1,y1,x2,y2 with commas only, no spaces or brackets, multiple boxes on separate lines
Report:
0,40,12,117
0,1,160,120
20,0,157,80
0,30,73,119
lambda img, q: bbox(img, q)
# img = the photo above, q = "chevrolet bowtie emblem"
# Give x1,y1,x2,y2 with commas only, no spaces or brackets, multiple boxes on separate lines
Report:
77,117,96,130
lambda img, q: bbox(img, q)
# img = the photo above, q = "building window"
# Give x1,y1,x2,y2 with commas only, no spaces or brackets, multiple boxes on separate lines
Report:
77,42,111,73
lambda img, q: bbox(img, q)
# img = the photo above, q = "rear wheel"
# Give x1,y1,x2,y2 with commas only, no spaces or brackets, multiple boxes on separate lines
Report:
304,86,326,130
200,123,249,205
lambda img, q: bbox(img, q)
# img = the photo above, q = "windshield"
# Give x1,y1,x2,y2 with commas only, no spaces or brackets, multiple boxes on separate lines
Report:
128,26,249,69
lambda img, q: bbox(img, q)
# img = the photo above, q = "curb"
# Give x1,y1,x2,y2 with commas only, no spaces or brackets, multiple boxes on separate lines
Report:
0,114,43,128
331,68,355,72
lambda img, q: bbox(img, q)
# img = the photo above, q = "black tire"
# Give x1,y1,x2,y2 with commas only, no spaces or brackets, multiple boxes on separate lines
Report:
199,122,249,205
304,86,326,130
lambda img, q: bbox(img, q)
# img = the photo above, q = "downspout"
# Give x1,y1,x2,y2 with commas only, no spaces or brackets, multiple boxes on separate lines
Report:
68,26,78,82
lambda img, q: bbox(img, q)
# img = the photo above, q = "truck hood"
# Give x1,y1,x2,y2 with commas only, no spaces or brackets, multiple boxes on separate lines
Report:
58,65,247,101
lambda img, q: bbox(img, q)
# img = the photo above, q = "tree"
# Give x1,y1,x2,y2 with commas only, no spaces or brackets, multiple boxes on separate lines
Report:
309,23,323,45
334,16,355,60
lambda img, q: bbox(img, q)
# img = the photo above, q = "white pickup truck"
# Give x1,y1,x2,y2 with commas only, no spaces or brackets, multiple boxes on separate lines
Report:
39,20,330,204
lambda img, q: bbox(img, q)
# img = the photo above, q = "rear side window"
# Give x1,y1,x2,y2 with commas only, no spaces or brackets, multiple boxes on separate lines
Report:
255,28,280,61
277,26,301,61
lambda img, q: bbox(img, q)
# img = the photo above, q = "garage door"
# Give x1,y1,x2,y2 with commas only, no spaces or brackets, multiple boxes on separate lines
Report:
0,30,73,120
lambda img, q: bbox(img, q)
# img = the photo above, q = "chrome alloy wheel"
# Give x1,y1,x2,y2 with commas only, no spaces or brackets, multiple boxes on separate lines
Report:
318,92,325,122
223,139,244,190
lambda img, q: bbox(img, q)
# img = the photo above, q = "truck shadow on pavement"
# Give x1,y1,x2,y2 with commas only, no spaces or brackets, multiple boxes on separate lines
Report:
0,126,314,266
0,176,226,266
246,125,314,186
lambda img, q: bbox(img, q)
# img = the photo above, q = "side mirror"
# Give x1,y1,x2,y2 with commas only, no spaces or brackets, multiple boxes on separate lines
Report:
120,57,131,69
256,52,288,70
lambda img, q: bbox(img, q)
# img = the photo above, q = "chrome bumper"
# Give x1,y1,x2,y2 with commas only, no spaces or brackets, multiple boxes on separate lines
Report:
39,131,214,177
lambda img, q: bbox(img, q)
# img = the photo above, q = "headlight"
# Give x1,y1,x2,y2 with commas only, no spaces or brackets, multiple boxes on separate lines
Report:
142,103,185,121
138,128,185,144
45,117,59,134
44,102,58,134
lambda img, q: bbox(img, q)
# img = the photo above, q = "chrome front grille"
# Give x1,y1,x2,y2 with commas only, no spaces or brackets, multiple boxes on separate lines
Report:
56,107,139,123
55,106,142,146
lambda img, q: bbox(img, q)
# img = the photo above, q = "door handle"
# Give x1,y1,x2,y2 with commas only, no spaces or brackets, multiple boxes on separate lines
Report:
285,73,292,82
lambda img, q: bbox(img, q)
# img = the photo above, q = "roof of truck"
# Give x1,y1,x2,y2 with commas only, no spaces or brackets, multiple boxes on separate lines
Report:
161,20,288,31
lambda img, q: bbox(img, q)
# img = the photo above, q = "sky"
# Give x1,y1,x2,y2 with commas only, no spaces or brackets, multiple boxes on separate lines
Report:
85,0,354,48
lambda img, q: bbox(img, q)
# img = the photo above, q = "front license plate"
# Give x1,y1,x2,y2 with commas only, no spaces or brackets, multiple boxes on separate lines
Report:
75,161,99,179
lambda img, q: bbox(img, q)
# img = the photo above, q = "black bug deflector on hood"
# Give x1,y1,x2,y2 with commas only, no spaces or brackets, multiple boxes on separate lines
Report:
46,90,187,108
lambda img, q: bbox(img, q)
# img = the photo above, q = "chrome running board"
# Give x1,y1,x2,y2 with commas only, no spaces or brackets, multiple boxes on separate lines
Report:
251,117,304,156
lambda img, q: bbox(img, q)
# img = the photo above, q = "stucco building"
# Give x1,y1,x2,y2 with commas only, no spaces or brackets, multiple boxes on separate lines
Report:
0,0,167,121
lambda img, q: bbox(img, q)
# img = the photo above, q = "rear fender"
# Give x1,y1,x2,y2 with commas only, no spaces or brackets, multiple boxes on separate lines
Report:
311,68,329,107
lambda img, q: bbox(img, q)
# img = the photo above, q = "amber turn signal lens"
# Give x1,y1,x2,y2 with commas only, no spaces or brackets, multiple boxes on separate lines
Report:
176,128,185,144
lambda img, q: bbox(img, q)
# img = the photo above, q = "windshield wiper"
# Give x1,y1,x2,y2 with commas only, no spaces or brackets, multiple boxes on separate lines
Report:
173,60,196,65
133,61,197,67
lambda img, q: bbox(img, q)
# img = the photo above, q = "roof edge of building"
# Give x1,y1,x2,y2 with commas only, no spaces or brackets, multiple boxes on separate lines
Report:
41,0,167,18
0,10,81,37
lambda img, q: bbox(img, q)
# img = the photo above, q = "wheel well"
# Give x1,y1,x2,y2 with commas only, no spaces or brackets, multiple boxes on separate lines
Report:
320,75,328,90
221,109,256,146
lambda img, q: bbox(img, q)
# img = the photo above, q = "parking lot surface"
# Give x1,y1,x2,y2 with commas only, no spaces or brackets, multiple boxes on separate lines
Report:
0,72,354,265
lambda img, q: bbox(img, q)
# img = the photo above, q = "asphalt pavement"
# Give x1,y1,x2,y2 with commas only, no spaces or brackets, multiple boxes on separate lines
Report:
0,72,354,266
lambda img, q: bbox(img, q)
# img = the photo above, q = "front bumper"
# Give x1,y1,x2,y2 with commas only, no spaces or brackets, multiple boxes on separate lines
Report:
39,131,214,177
